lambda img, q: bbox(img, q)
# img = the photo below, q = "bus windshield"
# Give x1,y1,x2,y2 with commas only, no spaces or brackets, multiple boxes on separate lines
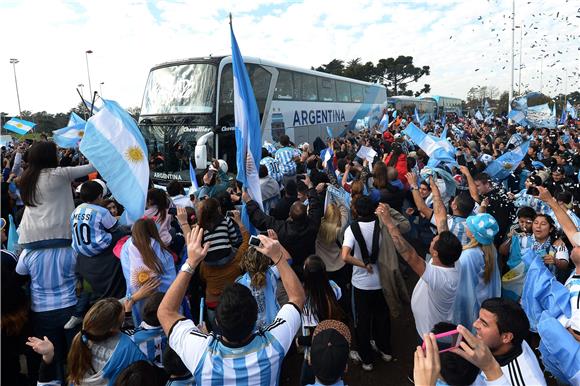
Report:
141,63,217,115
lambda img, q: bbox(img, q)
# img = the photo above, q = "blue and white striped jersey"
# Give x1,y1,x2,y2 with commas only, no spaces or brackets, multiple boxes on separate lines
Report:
126,321,167,367
274,147,300,176
260,157,283,184
15,247,77,312
431,215,469,246
71,203,117,257
169,303,301,386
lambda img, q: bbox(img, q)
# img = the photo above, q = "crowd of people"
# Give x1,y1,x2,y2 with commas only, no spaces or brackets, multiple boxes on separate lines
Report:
1,110,580,386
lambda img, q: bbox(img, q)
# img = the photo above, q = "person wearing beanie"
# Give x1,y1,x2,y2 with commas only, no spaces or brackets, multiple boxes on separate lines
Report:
307,320,351,386
452,213,501,328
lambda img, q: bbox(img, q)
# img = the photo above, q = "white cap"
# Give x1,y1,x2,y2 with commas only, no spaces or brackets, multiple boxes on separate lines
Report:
217,159,228,174
76,179,108,196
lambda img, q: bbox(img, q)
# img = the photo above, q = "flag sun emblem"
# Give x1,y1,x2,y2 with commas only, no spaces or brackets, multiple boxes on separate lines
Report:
131,268,153,288
125,146,144,163
78,131,84,138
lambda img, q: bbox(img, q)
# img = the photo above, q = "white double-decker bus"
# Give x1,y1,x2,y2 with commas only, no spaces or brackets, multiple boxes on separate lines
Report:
138,56,387,184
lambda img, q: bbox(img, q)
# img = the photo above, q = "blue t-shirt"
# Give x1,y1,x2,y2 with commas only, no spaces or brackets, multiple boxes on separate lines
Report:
71,203,118,257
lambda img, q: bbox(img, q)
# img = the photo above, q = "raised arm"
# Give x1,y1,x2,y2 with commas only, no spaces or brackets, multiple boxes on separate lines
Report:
158,226,209,335
430,177,448,233
538,186,578,244
459,165,480,203
406,172,433,219
256,235,305,310
377,203,426,277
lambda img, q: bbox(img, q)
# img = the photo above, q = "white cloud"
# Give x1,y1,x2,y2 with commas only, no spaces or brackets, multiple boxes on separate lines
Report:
0,0,578,117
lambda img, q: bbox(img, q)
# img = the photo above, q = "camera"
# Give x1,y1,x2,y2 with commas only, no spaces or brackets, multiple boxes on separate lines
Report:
248,235,261,247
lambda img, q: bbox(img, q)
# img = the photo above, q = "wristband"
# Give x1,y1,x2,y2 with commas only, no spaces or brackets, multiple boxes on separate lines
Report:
274,252,284,265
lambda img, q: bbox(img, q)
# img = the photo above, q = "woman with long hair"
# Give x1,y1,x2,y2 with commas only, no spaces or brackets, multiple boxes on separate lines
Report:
119,218,176,325
452,213,501,327
299,255,345,385
18,141,95,249
530,214,569,277
196,197,241,267
67,298,147,385
236,246,281,329
144,188,173,247
315,202,350,315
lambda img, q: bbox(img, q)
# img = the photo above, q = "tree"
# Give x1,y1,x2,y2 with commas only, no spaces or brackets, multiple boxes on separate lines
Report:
127,106,141,121
314,59,345,76
342,58,377,82
375,56,430,96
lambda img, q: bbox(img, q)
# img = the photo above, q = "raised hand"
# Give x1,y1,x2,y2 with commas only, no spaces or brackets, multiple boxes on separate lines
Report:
187,226,210,265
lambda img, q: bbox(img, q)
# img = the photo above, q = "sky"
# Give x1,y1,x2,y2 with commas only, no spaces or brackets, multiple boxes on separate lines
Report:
1,0,578,116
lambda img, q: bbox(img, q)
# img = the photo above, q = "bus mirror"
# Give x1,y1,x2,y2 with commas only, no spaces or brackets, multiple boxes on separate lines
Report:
194,131,214,169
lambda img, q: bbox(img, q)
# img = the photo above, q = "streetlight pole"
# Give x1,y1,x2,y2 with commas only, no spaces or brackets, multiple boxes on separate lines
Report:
10,58,22,118
99,82,104,97
508,0,515,119
517,25,523,96
85,50,93,96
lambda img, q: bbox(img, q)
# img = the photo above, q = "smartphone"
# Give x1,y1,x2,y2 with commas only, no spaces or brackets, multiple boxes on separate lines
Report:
248,235,261,247
168,207,177,216
422,329,463,353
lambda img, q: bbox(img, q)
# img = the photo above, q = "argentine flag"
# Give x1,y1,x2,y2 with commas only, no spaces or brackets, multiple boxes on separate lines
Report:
189,158,199,194
566,101,577,120
79,99,149,222
475,110,484,121
4,118,35,135
403,122,456,167
484,140,530,181
52,112,86,148
414,107,422,127
231,21,263,232
378,112,389,133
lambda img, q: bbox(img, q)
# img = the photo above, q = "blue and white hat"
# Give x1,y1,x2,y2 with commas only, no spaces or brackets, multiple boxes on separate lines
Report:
466,213,499,245
263,141,277,155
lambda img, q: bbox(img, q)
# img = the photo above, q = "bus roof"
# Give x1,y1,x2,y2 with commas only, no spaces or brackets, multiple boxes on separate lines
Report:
150,55,386,89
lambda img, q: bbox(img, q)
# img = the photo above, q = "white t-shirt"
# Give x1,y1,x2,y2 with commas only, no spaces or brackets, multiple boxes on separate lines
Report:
343,221,382,290
411,260,459,336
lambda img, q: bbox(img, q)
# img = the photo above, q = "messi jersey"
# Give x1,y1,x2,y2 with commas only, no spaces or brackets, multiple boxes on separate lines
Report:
71,203,117,257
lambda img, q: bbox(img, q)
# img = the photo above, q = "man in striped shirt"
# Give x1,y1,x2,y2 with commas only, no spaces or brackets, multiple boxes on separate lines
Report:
159,227,305,386
274,135,301,179
260,147,283,185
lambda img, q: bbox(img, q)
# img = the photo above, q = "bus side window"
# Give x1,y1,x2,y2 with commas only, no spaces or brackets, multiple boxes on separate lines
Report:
218,64,234,127
336,81,351,102
299,74,318,101
351,84,363,103
247,64,272,123
274,70,294,100
317,78,336,102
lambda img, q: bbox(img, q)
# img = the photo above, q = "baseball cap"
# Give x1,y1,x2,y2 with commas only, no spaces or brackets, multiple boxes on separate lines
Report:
310,320,351,384
466,213,499,246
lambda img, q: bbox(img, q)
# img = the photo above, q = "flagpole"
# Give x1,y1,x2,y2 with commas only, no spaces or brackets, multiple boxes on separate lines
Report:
10,58,22,118
508,0,515,121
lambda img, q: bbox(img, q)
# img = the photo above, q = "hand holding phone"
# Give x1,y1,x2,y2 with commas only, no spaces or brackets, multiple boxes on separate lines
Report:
248,235,261,247
422,329,462,353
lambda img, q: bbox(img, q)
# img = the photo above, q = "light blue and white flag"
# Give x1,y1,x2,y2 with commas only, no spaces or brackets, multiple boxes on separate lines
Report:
52,113,87,148
440,124,448,139
508,109,527,125
475,110,484,121
83,97,103,113
231,21,263,234
441,114,446,129
189,157,199,194
321,147,334,166
378,112,389,133
392,110,398,119
7,215,18,253
566,101,577,120
3,118,35,135
484,140,530,181
552,103,556,119
403,122,456,167
326,126,333,138
414,107,422,127
527,103,556,129
484,99,491,116
79,99,149,222
559,103,568,124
